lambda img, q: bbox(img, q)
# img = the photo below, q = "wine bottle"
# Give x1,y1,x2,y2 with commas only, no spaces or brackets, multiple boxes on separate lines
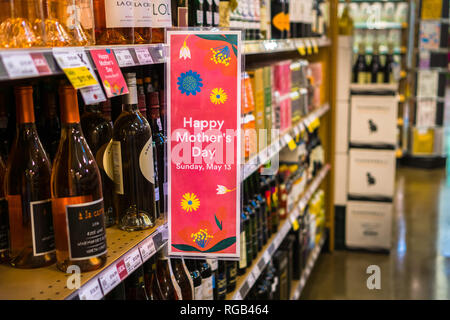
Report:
248,174,263,252
271,0,285,39
137,77,148,120
384,44,395,83
80,100,115,228
37,81,61,163
203,0,213,26
174,0,189,27
189,0,204,26
244,180,257,261
186,259,203,299
51,84,107,273
148,92,166,219
198,259,214,300
216,260,227,299
171,258,194,300
156,255,182,300
0,156,9,263
207,258,218,299
151,0,172,44
125,266,149,300
226,261,237,293
338,0,353,36
218,0,230,28
144,256,164,300
270,175,279,234
93,0,134,44
353,43,368,84
0,89,11,161
134,0,152,44
237,210,248,275
254,172,268,245
370,43,383,83
112,73,156,231
6,86,56,269
212,0,219,26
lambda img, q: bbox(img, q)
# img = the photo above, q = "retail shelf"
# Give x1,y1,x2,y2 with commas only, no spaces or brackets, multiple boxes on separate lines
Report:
353,46,406,55
241,103,330,181
350,83,398,93
0,43,167,82
354,21,408,29
290,235,326,300
244,37,331,55
0,219,168,300
227,165,330,300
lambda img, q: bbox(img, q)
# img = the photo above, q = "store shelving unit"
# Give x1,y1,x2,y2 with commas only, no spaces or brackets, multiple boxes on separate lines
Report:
290,235,326,300
244,37,331,55
227,165,330,300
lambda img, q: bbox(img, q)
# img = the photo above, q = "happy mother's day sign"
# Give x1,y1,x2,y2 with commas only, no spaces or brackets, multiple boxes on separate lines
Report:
167,31,241,258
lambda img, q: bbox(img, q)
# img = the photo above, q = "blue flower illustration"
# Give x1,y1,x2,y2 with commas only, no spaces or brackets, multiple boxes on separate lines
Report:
177,70,203,96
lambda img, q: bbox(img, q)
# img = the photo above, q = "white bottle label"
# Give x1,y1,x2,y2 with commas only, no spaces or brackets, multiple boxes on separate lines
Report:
111,141,124,194
239,231,247,269
202,276,213,300
151,0,172,27
103,139,115,181
154,187,160,201
134,0,152,27
105,0,134,28
139,137,155,184
206,258,218,271
194,285,203,300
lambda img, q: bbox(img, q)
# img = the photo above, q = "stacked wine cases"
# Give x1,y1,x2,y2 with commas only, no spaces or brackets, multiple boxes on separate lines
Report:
404,0,449,168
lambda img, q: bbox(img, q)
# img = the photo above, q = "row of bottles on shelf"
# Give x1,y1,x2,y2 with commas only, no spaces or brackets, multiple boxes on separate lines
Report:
105,187,326,301
352,43,400,84
0,67,168,273
338,1,409,25
0,0,329,48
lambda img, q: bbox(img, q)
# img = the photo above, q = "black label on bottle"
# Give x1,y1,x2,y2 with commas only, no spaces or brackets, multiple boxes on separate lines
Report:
30,199,55,256
0,198,9,252
66,198,107,260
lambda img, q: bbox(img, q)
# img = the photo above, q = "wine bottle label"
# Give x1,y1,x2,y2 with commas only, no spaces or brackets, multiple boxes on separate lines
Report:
155,187,160,201
357,73,366,84
194,285,203,300
181,257,195,299
102,139,115,181
207,11,212,25
217,273,227,296
177,7,188,27
157,118,163,132
197,10,204,24
111,141,124,195
202,276,214,300
134,0,152,27
228,266,236,283
105,0,134,28
30,199,55,256
151,0,173,27
206,258,218,271
213,12,219,25
0,198,9,252
139,137,155,184
377,72,384,84
239,231,247,268
64,198,107,260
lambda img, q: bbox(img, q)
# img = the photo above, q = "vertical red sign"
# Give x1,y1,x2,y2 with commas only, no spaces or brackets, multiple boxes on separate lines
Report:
167,31,241,258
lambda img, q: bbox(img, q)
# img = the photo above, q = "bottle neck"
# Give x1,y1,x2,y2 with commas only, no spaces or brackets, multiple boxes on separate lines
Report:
59,86,80,124
15,88,35,124
123,85,138,112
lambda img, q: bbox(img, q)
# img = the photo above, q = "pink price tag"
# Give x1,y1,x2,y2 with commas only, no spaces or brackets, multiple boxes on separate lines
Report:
30,53,52,75
134,47,153,64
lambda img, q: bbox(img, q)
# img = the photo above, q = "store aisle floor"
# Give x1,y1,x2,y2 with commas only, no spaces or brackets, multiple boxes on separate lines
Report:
301,167,450,299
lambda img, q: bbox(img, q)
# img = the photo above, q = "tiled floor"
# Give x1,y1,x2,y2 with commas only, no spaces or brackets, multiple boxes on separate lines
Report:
301,167,450,299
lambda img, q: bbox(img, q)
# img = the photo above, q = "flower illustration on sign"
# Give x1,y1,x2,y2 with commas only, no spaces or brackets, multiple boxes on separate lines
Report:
179,37,191,60
177,70,203,96
191,228,213,248
210,88,228,105
210,45,231,66
216,185,236,195
180,192,200,213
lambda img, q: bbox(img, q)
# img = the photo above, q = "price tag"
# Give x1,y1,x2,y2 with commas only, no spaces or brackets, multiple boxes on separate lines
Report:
308,117,320,132
297,41,306,56
124,248,142,274
30,53,52,75
300,278,305,287
1,53,39,79
99,265,121,295
79,82,107,105
288,139,297,151
247,272,255,287
63,67,98,89
305,40,312,55
134,47,153,65
139,237,156,261
234,292,243,300
114,49,135,67
311,39,319,54
263,251,271,263
116,259,128,280
293,125,301,137
78,280,103,300
293,291,300,300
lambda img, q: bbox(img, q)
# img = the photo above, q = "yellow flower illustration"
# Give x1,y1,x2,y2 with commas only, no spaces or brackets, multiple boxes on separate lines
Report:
210,46,231,66
180,193,200,213
210,88,228,105
191,228,213,248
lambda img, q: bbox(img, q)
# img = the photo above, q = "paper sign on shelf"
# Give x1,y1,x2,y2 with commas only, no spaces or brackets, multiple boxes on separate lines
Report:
52,48,106,104
305,40,312,55
124,248,142,274
1,53,39,79
99,265,121,295
90,49,129,98
167,31,241,259
135,47,154,64
139,237,156,261
311,39,319,54
78,280,103,300
29,53,52,75
114,48,136,67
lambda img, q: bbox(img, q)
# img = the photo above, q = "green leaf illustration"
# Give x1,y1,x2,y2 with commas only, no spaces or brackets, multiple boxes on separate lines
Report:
204,237,236,253
214,214,223,231
171,244,202,252
195,34,238,57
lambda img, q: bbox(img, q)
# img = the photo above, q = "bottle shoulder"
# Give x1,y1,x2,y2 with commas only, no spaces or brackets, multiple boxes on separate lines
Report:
113,111,152,139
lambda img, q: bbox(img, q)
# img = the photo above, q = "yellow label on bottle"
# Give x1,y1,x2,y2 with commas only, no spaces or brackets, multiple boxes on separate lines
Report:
357,72,366,84
377,72,384,84
63,66,98,89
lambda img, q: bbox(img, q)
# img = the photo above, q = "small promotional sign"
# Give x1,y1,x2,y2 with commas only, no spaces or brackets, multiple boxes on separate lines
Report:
90,49,129,97
167,31,241,258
